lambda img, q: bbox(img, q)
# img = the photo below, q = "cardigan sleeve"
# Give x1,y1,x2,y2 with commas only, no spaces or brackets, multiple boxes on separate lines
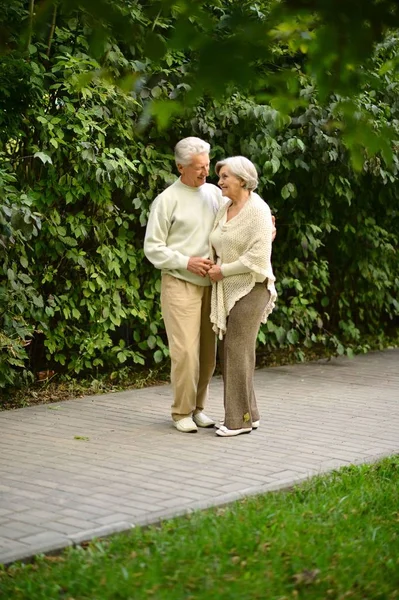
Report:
221,260,252,277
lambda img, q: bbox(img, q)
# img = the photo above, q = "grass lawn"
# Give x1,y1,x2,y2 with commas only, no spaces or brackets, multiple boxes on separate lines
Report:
1,456,398,600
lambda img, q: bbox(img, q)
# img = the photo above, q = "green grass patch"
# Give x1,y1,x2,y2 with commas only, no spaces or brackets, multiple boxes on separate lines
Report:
1,457,398,599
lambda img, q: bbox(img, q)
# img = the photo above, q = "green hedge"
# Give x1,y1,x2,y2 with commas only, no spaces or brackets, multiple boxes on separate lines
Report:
0,4,398,391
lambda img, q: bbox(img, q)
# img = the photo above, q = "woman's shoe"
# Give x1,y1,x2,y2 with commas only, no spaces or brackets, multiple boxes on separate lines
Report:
216,420,259,429
215,425,252,437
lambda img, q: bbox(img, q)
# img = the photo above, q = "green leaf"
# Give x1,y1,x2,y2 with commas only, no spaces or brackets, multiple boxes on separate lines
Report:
64,237,78,247
281,184,291,200
153,350,164,364
32,295,44,308
151,100,182,130
110,313,121,326
34,152,53,165
271,157,280,174
286,329,299,345
147,335,157,349
19,273,33,284
117,351,127,363
275,326,286,345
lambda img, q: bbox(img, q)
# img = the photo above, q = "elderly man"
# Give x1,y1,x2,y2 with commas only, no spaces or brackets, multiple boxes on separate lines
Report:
144,137,275,433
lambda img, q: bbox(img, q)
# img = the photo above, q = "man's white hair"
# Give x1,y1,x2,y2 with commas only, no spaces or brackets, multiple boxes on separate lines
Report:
215,156,258,191
174,137,210,167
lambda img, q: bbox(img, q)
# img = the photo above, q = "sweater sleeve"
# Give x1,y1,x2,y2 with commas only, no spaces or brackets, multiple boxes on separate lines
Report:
144,196,190,270
221,260,252,277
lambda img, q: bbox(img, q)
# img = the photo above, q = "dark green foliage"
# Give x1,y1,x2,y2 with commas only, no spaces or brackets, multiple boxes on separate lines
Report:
193,71,399,358
0,1,398,391
0,166,41,387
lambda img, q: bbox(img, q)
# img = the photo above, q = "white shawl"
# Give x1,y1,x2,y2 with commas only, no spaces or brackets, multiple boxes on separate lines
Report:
209,193,277,339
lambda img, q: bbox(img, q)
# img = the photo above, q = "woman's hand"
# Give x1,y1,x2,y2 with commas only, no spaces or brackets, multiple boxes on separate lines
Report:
208,265,224,282
187,257,213,277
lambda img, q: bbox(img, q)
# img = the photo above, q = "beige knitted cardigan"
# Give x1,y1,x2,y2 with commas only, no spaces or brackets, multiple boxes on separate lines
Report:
209,193,277,339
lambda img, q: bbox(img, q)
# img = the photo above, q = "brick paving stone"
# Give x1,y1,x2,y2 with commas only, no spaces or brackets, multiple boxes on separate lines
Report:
93,513,138,526
95,506,147,519
0,540,33,565
0,348,398,565
120,498,166,512
16,532,72,556
56,517,99,529
43,521,87,536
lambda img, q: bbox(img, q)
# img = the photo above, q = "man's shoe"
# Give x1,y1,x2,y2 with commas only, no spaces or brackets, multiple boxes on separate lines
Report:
216,425,252,437
174,417,198,433
216,419,259,429
193,412,215,428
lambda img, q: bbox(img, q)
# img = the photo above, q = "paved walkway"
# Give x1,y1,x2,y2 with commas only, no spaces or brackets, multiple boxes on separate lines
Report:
0,349,398,566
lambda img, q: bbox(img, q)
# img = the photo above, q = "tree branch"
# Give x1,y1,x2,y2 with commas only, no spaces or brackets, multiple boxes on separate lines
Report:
46,3,58,58
26,0,35,50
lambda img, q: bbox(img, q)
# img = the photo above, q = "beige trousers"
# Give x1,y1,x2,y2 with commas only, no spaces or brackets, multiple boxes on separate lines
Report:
161,274,216,421
219,283,270,429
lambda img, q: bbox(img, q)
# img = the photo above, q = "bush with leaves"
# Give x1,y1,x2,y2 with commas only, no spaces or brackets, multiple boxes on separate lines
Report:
192,56,399,358
0,164,42,387
0,1,398,393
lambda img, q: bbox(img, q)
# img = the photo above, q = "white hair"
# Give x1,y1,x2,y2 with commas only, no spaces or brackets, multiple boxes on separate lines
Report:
174,137,210,167
215,156,258,191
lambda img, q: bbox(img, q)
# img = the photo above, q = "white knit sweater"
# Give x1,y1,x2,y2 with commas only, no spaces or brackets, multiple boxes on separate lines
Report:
144,178,223,286
209,193,277,338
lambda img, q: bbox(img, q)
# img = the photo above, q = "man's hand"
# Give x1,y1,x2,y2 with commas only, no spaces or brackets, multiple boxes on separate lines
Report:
187,257,213,277
208,265,224,282
272,215,277,242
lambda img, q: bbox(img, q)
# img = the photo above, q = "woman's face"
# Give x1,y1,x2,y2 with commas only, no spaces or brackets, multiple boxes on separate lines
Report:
218,166,244,199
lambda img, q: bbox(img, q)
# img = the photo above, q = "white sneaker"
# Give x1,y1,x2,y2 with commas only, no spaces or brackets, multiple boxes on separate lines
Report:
193,412,215,428
216,425,252,437
174,417,198,433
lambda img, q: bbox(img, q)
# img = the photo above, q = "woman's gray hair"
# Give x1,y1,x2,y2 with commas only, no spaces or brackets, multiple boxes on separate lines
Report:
215,156,258,191
174,137,210,167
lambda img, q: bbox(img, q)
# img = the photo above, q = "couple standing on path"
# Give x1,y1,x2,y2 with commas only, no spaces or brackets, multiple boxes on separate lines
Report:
144,137,277,437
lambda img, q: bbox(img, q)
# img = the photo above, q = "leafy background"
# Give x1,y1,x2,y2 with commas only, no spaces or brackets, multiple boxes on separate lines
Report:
1,0,398,393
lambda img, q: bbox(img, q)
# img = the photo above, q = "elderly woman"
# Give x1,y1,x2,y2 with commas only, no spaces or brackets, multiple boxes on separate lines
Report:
208,156,277,438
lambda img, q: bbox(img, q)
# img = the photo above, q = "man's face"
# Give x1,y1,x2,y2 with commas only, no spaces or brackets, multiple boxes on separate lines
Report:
178,153,210,188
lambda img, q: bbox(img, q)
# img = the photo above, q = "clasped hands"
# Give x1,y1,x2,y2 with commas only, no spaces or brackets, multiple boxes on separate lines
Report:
187,257,223,282
187,215,277,282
